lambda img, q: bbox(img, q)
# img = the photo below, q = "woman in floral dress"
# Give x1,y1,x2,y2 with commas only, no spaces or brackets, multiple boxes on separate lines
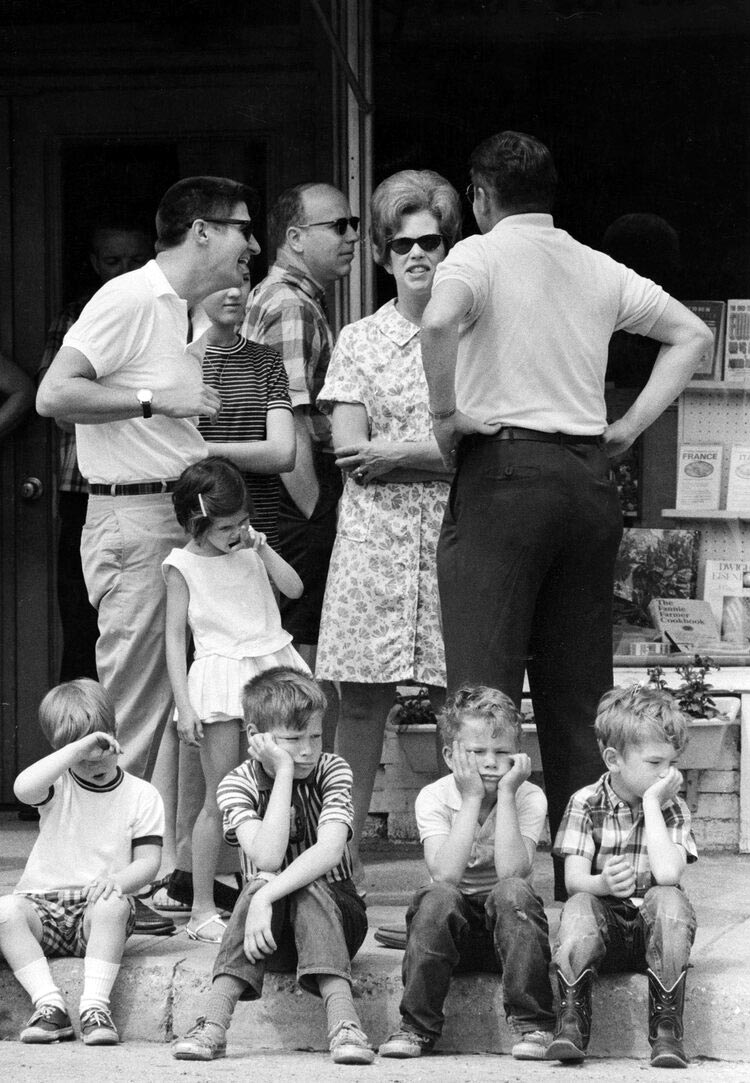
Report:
315,170,462,882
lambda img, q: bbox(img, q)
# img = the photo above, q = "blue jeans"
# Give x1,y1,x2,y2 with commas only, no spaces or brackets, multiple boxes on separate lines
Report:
400,878,555,1040
553,887,697,987
212,876,367,998
438,437,623,899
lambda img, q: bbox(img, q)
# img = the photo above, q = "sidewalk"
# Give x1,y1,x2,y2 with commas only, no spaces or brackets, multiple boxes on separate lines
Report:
1,813,749,1061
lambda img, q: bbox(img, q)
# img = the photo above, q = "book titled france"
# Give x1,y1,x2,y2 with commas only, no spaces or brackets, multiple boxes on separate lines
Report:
725,445,750,512
675,444,723,510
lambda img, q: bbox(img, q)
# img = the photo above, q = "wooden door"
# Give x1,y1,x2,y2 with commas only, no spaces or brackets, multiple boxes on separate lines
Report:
1,77,318,801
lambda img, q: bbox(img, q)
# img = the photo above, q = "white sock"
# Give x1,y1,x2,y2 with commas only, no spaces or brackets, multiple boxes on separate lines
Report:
79,958,121,1012
14,958,64,1010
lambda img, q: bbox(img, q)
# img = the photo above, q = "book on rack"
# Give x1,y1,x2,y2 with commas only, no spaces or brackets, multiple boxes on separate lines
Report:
724,299,750,382
701,559,750,628
725,445,750,512
685,301,726,381
675,444,723,510
647,598,721,652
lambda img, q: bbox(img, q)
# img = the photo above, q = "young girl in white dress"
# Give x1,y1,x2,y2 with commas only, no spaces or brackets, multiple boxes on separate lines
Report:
164,456,307,942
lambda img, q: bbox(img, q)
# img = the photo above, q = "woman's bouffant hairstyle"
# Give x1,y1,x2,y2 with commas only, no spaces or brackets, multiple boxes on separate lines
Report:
38,679,116,750
241,666,328,734
369,170,462,267
438,684,523,746
594,685,689,755
172,455,250,540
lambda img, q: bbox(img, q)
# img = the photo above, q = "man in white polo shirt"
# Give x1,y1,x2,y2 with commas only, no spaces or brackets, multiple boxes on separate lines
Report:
37,177,258,787
420,131,711,900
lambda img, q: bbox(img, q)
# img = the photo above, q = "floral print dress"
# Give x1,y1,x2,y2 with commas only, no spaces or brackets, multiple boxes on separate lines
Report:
314,300,449,686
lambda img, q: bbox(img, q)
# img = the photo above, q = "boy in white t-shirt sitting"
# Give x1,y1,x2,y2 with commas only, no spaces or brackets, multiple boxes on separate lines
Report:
379,685,555,1061
0,679,164,1046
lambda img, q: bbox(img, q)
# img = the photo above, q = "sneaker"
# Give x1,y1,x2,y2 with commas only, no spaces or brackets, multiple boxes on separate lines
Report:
20,1003,75,1044
80,1006,120,1046
512,1029,554,1060
329,1020,375,1065
171,1017,227,1061
378,1028,434,1058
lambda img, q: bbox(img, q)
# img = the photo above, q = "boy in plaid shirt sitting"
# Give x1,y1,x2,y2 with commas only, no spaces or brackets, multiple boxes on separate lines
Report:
547,685,697,1069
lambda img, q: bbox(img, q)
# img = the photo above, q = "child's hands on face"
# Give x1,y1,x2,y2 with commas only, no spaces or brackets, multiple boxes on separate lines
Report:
497,751,531,795
240,523,266,552
247,732,294,776
601,854,637,898
74,732,122,760
451,740,486,801
643,766,683,806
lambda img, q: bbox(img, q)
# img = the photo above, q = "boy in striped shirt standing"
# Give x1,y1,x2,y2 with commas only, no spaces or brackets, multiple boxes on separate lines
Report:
548,685,698,1069
172,667,373,1066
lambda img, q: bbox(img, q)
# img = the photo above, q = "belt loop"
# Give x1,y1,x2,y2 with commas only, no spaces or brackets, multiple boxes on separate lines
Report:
159,480,168,493
109,482,117,496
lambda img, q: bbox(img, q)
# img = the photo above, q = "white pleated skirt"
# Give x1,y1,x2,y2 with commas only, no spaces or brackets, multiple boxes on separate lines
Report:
181,644,310,724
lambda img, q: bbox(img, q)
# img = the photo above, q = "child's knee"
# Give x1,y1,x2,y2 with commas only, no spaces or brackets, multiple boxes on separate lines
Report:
411,881,462,924
88,893,132,926
487,876,536,912
0,893,32,928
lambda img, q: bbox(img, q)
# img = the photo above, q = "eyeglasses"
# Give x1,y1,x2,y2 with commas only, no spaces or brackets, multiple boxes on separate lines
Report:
465,183,475,203
298,216,360,236
199,217,255,242
387,234,444,255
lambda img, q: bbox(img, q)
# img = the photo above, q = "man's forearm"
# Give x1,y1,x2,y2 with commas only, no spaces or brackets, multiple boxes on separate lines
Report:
420,323,459,414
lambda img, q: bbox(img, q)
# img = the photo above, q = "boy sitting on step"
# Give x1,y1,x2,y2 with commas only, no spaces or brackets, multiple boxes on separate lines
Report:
0,679,164,1046
379,685,555,1061
171,667,373,1066
547,684,698,1069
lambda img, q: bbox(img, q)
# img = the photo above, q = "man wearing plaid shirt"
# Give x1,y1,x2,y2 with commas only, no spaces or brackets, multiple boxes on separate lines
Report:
548,685,698,1069
242,184,358,716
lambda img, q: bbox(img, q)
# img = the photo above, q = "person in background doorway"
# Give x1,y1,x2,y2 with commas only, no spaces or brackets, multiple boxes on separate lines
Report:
0,349,35,442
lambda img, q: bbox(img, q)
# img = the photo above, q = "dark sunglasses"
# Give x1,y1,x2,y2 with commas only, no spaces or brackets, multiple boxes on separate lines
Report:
199,217,255,242
387,233,444,256
298,216,360,236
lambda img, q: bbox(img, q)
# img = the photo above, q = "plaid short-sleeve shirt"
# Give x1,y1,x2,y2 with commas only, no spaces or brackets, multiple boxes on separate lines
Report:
552,772,698,899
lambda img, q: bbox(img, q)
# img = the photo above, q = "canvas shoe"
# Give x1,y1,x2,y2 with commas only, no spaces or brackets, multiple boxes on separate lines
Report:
20,1003,75,1043
80,1005,120,1045
328,1020,375,1065
511,1029,554,1060
378,1027,435,1058
172,1017,227,1061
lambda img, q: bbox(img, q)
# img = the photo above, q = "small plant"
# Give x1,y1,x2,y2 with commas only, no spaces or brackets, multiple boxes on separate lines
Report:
647,654,721,719
390,685,437,727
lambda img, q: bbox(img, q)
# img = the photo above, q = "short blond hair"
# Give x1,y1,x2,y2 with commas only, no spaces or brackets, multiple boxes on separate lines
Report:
438,684,522,746
241,667,327,734
595,685,689,755
38,679,116,750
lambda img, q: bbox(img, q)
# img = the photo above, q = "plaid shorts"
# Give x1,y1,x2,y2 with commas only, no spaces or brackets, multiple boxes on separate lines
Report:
18,890,136,958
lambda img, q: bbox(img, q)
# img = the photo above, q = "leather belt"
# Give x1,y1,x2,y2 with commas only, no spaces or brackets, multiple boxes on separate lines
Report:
89,480,177,496
477,426,603,446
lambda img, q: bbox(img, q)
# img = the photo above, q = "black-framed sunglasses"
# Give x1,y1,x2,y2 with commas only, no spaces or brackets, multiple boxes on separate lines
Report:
198,217,255,242
298,216,360,236
387,233,444,256
465,183,475,203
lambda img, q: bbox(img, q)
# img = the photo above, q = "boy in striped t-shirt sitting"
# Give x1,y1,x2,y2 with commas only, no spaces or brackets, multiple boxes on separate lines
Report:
172,667,373,1066
548,685,698,1069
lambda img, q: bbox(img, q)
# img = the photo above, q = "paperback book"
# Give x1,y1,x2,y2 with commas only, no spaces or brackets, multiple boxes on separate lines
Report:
725,445,750,512
675,444,723,510
648,597,720,652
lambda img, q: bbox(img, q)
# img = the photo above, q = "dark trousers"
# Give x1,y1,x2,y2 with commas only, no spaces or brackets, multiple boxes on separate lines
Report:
437,437,623,898
400,879,555,1040
57,491,99,682
212,876,367,999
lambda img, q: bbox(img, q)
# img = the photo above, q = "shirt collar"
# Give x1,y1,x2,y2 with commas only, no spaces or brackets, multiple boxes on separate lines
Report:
146,258,182,298
491,212,554,234
373,298,421,347
601,771,639,814
273,253,327,304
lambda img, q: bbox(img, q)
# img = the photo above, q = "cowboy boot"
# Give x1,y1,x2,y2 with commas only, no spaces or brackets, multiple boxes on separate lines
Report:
648,968,688,1069
545,967,594,1061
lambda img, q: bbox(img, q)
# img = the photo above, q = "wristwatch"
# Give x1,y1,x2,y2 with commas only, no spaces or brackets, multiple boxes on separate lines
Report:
136,388,153,419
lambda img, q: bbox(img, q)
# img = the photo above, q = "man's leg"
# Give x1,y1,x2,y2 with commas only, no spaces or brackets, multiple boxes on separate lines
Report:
82,493,185,780
57,491,99,682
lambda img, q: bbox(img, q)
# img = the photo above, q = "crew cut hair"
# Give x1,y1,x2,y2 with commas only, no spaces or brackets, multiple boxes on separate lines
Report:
469,130,557,213
438,684,523,746
242,666,328,734
155,176,259,250
38,679,117,750
595,685,689,755
370,169,462,266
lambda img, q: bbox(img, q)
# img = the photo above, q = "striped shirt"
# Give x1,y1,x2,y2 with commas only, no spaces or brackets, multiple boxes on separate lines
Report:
217,751,354,883
199,335,292,548
552,772,698,899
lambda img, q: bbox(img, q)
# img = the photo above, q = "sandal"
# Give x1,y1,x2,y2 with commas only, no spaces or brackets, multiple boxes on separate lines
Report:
152,885,191,912
185,914,227,943
135,873,171,900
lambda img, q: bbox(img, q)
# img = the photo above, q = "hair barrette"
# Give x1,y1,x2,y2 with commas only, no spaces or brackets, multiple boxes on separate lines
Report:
198,493,208,517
